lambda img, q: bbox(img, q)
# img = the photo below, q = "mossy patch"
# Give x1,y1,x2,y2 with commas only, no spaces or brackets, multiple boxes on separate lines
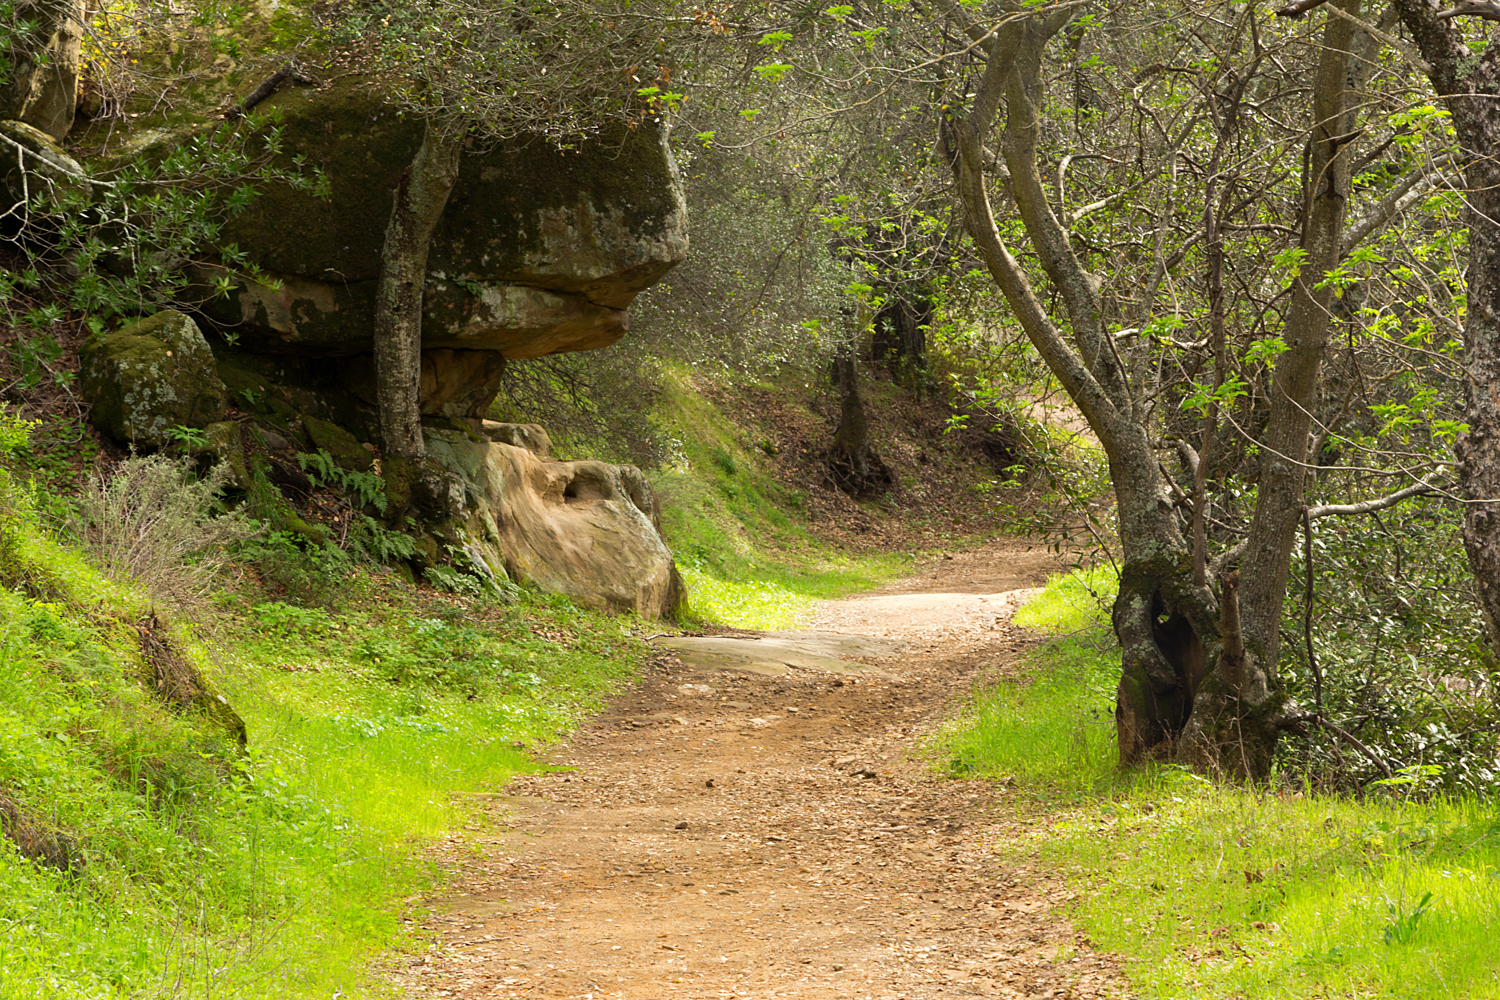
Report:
80,310,227,447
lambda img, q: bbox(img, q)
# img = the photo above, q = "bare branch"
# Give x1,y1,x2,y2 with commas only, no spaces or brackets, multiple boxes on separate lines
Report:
1276,0,1334,17
1305,472,1447,519
1435,0,1500,20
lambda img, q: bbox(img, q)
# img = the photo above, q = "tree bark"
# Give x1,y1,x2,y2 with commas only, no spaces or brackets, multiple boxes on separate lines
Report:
1236,0,1365,672
828,346,892,496
374,121,464,518
1391,0,1500,653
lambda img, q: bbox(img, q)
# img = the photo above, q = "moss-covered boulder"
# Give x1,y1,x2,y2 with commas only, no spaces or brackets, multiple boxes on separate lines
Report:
81,311,228,448
302,414,373,472
181,77,682,366
0,120,88,217
222,80,687,306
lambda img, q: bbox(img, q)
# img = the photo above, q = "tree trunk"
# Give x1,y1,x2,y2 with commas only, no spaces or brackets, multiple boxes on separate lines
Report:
828,347,892,496
1236,0,1365,671
1390,0,1500,655
373,121,464,518
939,0,1369,778
871,287,932,384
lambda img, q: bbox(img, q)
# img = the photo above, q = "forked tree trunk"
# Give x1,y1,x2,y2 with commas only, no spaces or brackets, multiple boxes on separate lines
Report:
940,0,1366,777
373,121,464,518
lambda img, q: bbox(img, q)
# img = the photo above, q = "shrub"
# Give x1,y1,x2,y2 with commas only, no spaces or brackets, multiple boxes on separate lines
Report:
73,454,257,612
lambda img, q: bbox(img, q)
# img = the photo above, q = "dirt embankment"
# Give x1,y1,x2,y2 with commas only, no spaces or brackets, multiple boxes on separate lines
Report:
391,539,1126,1000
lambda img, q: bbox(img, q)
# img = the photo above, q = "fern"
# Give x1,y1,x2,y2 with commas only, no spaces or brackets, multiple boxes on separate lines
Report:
296,449,389,514
349,516,418,563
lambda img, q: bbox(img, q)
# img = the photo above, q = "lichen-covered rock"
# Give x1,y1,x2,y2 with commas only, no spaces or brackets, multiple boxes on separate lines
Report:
425,430,683,619
81,310,228,448
199,421,249,487
189,77,682,365
223,80,688,303
0,120,88,216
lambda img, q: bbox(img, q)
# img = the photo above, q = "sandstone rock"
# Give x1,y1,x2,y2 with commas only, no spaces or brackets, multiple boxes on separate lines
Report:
480,421,552,457
195,78,685,364
0,1,83,141
339,349,508,420
0,120,88,216
202,266,628,360
426,430,683,619
82,310,228,448
223,80,688,302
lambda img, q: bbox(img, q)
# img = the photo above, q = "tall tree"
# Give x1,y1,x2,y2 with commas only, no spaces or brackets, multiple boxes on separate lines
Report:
1372,0,1500,653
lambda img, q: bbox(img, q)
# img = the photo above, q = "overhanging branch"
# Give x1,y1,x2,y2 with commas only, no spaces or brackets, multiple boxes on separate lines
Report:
1305,472,1447,519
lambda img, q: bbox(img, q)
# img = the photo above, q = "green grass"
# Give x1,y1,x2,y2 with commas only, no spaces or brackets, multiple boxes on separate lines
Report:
939,568,1500,1000
650,369,909,630
0,504,647,999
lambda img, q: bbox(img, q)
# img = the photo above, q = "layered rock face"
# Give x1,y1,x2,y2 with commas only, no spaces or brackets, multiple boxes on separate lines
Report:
200,79,688,420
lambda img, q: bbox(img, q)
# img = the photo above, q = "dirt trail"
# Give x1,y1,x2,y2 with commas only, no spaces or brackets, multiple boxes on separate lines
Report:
393,539,1125,1000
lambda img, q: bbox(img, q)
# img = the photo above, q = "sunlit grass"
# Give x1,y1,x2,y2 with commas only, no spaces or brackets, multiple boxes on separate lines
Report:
0,522,647,999
939,567,1500,1000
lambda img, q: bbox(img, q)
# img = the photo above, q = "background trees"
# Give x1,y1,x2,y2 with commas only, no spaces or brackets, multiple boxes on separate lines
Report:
665,0,1486,779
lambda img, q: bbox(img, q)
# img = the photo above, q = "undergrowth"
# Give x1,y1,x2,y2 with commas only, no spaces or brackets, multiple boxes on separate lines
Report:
0,415,649,998
939,569,1500,999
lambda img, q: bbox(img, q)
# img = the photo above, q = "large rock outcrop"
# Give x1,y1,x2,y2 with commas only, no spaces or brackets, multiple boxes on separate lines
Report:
426,423,683,619
200,80,687,368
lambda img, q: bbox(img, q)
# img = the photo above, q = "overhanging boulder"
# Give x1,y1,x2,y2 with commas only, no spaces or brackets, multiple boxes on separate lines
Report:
200,78,687,363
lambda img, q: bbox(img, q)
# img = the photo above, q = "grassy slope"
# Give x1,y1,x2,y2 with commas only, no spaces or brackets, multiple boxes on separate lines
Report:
0,514,648,998
0,371,935,997
649,369,911,630
937,571,1500,1000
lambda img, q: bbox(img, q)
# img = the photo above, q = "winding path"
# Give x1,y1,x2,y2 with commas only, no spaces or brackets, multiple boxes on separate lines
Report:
392,540,1125,1000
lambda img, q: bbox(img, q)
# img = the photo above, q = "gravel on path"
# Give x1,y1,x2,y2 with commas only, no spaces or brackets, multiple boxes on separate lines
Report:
389,539,1127,1000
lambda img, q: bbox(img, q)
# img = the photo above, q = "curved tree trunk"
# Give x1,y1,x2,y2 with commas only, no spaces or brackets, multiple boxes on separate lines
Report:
1391,0,1500,656
939,0,1366,778
374,120,464,519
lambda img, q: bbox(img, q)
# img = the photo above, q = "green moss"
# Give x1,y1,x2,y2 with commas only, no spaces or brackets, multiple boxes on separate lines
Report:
221,80,423,281
301,414,372,472
80,311,227,447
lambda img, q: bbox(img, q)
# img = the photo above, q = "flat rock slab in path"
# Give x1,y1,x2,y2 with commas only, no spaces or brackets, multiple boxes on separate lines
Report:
650,630,905,677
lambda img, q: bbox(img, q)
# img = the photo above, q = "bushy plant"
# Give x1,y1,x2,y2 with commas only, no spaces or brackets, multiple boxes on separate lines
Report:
1277,497,1499,794
73,454,257,612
